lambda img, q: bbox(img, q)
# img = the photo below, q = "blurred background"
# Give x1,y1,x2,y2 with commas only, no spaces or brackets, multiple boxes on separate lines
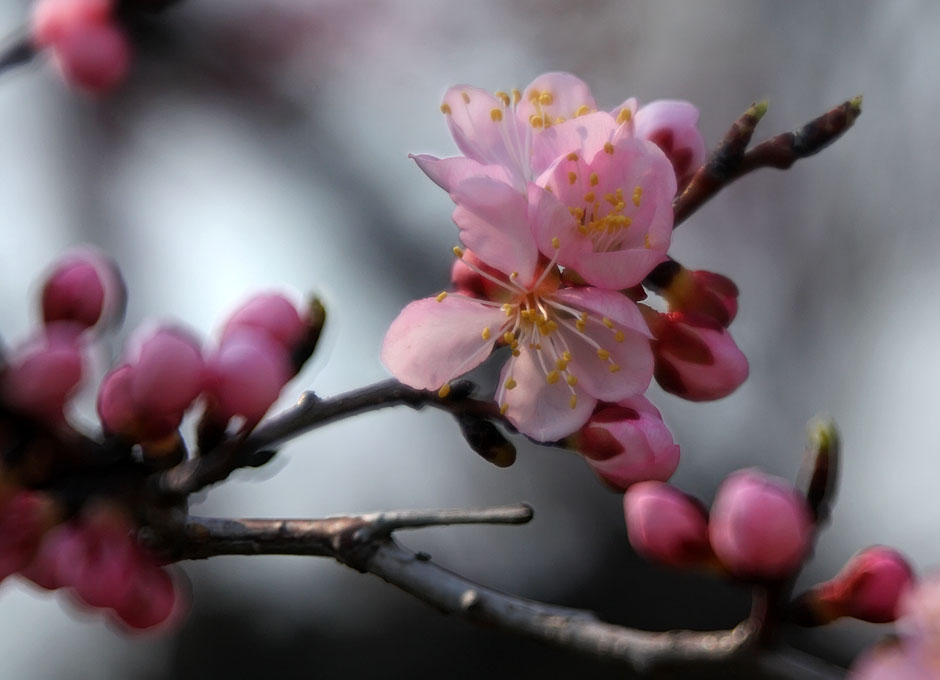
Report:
0,0,938,677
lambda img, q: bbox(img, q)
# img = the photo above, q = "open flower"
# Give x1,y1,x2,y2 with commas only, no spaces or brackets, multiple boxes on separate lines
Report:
382,185,654,441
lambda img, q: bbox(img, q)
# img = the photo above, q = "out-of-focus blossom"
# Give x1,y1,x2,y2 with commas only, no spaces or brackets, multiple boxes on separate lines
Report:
40,248,125,331
708,469,813,580
220,292,306,353
804,546,914,624
623,481,712,569
126,326,206,418
571,396,679,490
0,491,59,582
1,323,84,422
633,100,707,188
647,310,748,401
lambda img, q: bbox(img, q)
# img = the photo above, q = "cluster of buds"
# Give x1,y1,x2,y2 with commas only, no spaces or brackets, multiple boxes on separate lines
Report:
0,248,324,629
383,73,748,472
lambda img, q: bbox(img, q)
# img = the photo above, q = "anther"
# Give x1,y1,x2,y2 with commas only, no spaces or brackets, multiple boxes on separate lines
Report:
567,171,577,185
438,383,452,398
614,330,625,342
632,186,643,207
603,141,615,154
644,235,652,249
566,152,579,161
505,377,517,390
569,394,578,409
500,403,509,415
512,88,522,104
481,327,491,341
440,103,452,115
461,92,470,104
539,92,554,105
495,90,511,106
584,191,595,203
503,331,515,344
546,370,560,384
608,364,621,373
490,108,503,122
616,108,632,124
602,317,614,329
530,114,544,129
436,291,448,302
574,105,591,117
566,374,578,386
453,246,464,258
551,236,560,249
597,348,611,360
589,173,599,186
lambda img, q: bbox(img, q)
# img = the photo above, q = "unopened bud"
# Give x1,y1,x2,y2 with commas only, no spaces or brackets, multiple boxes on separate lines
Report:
127,326,205,417
709,469,813,581
456,415,515,468
650,311,748,402
571,396,679,490
1,324,84,422
624,482,712,569
795,546,914,625
634,100,707,189
40,248,125,331
661,268,738,327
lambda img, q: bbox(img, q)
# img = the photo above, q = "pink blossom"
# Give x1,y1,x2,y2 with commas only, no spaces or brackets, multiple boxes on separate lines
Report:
572,396,679,490
648,311,748,401
623,481,712,569
31,0,112,48
51,20,131,93
382,186,654,441
708,469,813,580
0,491,58,582
220,292,306,352
1,323,84,422
126,326,206,418
40,247,125,331
206,328,292,424
97,364,182,442
810,546,914,624
633,100,707,188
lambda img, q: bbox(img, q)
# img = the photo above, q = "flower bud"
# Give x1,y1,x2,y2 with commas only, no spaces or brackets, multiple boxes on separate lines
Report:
451,250,513,302
661,268,738,327
207,328,292,424
97,364,182,442
127,326,205,417
1,324,84,422
0,491,59,582
634,100,706,189
40,248,125,331
709,469,813,580
624,482,712,569
221,292,306,353
113,559,180,630
572,396,679,490
650,311,748,402
799,546,914,624
31,0,111,48
52,20,131,93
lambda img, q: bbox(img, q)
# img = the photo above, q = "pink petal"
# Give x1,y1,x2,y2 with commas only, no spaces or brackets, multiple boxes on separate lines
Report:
531,111,618,177
610,97,638,135
441,86,528,185
572,248,670,289
559,319,653,402
410,154,513,193
518,72,597,125
551,287,651,337
381,296,506,391
451,178,539,283
497,348,595,441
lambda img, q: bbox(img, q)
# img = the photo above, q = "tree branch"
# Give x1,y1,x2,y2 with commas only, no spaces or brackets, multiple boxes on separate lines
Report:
0,36,35,76
155,379,501,497
173,504,844,678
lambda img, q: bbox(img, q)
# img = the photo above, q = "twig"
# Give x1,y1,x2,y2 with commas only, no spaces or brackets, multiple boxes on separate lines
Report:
0,36,35,76
156,379,500,497
174,504,843,678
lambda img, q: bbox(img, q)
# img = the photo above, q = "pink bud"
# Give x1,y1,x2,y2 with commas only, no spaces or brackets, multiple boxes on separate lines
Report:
624,482,712,569
69,513,139,610
31,0,112,48
0,492,57,582
20,521,83,590
51,20,131,93
634,100,706,189
664,269,739,327
574,396,679,490
113,560,181,631
220,292,306,352
127,326,205,417
709,469,813,580
651,312,748,402
207,328,292,424
1,323,84,422
811,547,914,623
40,248,125,330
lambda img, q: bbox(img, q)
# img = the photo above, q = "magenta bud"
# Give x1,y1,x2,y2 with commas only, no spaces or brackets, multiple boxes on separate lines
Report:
220,292,306,352
40,248,124,331
112,561,181,631
634,100,706,189
52,21,131,93
207,328,292,424
709,469,814,581
573,396,679,490
810,546,914,624
664,269,739,327
31,0,111,48
0,491,58,582
651,312,749,402
624,482,712,569
1,324,84,422
127,326,205,417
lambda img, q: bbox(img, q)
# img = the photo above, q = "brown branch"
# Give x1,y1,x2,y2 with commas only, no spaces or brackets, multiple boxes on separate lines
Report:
172,504,844,678
0,36,35,75
155,379,501,497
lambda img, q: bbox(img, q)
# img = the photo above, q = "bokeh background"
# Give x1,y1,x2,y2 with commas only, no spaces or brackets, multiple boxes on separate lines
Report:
1,0,938,677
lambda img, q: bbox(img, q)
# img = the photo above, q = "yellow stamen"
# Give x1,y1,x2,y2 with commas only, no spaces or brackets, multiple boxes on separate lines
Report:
530,114,544,129
435,291,448,302
539,92,554,106
584,191,595,203
574,105,591,117
551,236,560,249
589,172,599,186
461,92,470,104
566,152,579,161
490,108,503,122
453,246,464,258
503,331,515,344
481,327,491,341
601,317,614,329
505,377,517,390
438,383,451,397
597,348,611,360
495,90,510,107
500,403,509,415
569,394,578,409
546,370,560,384
603,141,615,154
502,304,513,317
566,374,578,386
528,89,541,101
644,234,652,249
512,88,522,105
632,186,643,207
616,108,632,124
614,330,625,342
567,171,577,185
440,103,452,115
609,364,621,373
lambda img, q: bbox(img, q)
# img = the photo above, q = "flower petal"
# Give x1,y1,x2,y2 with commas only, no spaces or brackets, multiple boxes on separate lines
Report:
410,154,513,193
551,287,651,337
559,317,653,402
531,111,618,177
497,347,595,441
442,86,528,187
381,296,506,390
518,72,597,126
451,178,539,283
